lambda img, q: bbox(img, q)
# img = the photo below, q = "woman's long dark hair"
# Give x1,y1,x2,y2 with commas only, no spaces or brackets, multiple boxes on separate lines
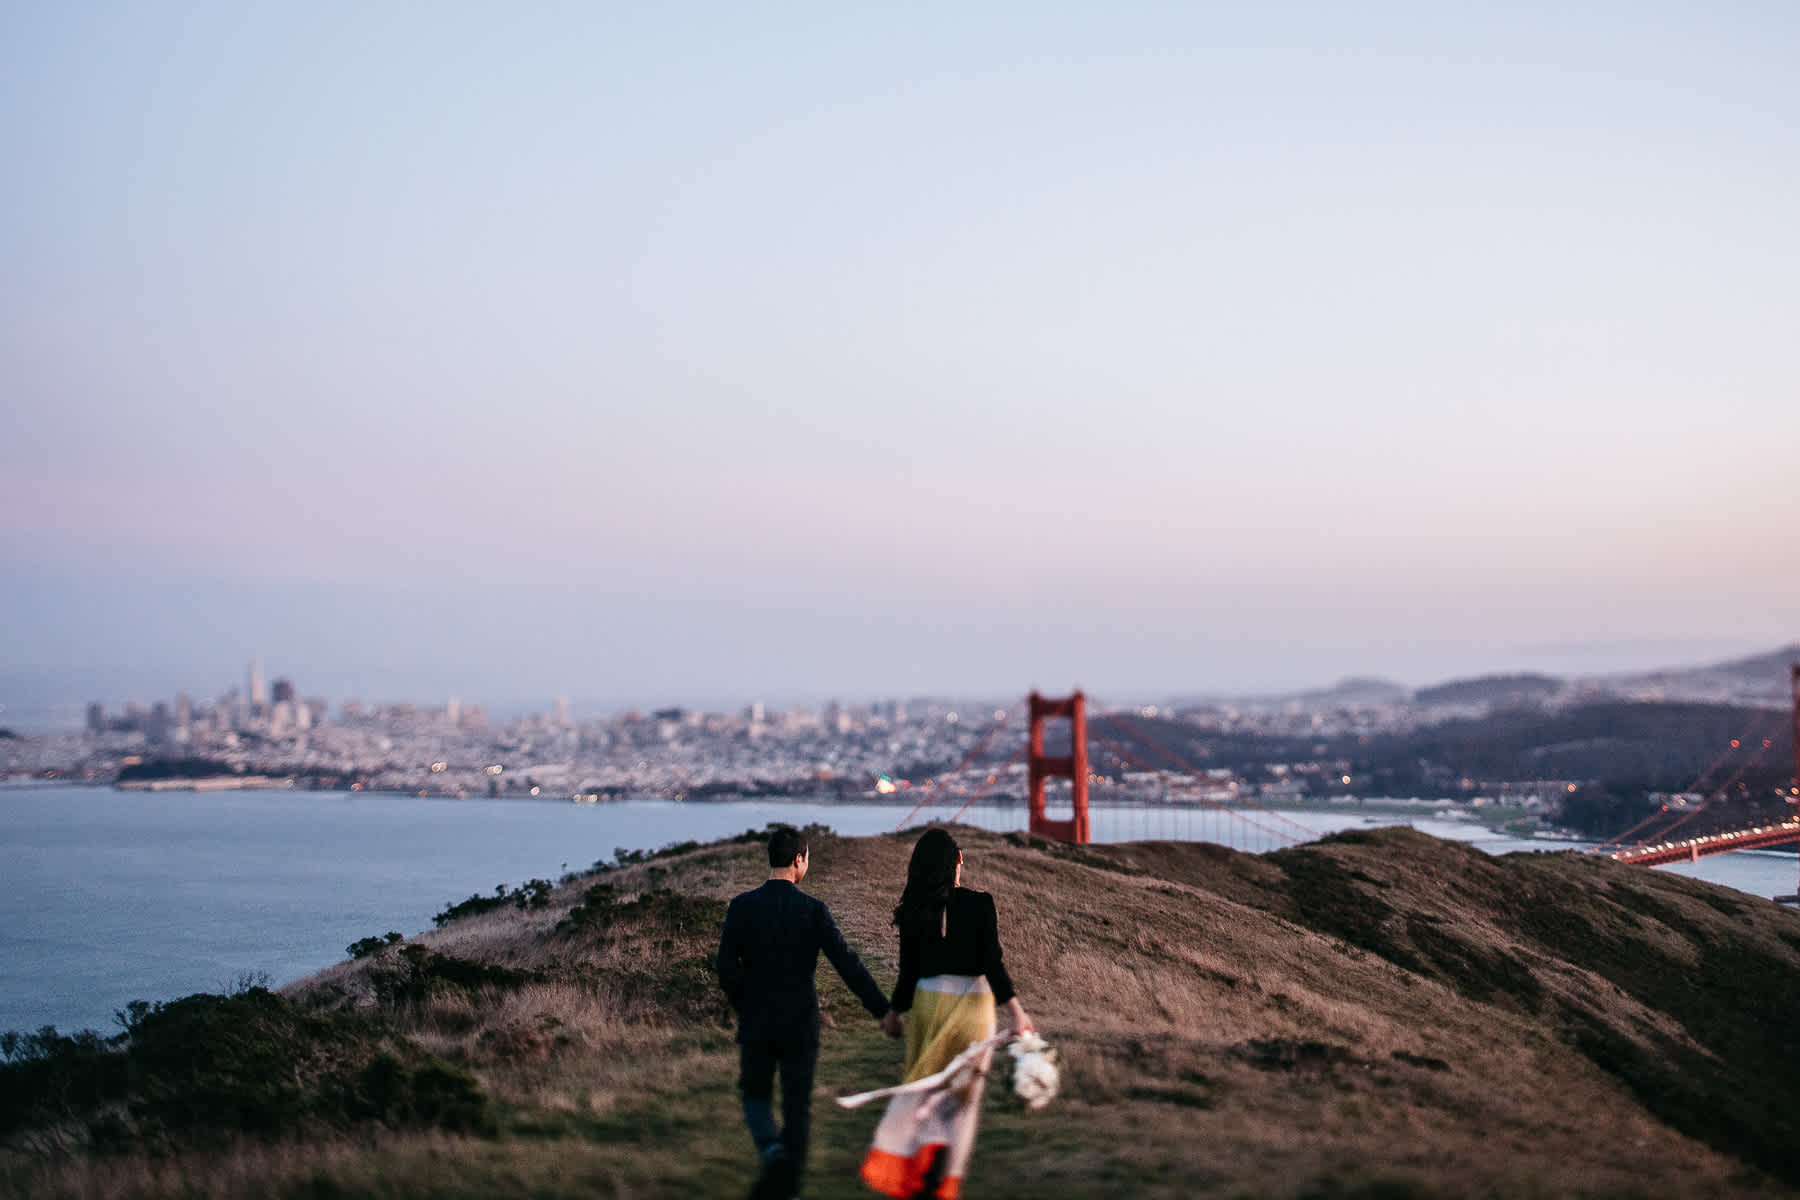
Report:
893,828,960,938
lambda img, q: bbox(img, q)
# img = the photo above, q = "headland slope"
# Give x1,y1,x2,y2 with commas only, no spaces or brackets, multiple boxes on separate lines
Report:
5,825,1799,1198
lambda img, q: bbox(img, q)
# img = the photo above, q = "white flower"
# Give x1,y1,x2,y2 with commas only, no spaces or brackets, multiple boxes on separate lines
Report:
1007,1033,1060,1110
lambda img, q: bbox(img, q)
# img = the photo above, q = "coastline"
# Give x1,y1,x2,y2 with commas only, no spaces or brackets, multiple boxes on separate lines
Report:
116,775,295,793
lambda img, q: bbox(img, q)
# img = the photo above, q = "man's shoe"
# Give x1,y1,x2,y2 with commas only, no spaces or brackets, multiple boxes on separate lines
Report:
748,1143,794,1200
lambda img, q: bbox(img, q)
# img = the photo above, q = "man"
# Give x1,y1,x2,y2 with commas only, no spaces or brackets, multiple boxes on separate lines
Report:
717,825,891,1199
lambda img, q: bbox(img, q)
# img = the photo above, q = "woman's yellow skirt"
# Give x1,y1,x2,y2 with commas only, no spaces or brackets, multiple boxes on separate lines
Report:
860,976,996,1199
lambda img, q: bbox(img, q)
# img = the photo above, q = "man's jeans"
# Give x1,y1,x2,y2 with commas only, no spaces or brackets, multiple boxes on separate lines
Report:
739,1034,818,1186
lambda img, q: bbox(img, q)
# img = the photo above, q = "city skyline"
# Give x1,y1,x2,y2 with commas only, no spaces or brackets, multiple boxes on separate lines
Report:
4,6,1796,719
10,635,1793,737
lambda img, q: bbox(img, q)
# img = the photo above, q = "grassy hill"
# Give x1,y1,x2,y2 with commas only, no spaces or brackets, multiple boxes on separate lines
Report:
6,824,1800,1198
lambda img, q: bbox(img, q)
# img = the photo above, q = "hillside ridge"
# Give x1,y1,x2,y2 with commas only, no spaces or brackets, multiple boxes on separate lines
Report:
6,824,1800,1198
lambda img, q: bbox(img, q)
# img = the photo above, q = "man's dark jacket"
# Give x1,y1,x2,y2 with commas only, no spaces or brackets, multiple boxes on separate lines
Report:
716,879,889,1046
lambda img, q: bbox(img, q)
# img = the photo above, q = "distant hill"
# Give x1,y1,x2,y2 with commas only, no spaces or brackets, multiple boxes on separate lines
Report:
1170,643,1800,715
1656,642,1799,681
1412,673,1564,708
1598,642,1800,706
1361,699,1793,788
1293,676,1412,706
1097,698,1794,811
1168,676,1410,713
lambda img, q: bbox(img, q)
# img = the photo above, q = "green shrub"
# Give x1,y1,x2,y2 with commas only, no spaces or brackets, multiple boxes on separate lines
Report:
365,944,537,1011
434,885,513,925
432,879,555,927
608,824,831,871
347,931,405,959
350,1052,488,1132
0,1026,127,1145
557,882,618,933
556,885,726,941
0,988,492,1154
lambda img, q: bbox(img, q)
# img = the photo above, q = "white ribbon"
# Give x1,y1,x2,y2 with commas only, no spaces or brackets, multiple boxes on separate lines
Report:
835,1033,1012,1109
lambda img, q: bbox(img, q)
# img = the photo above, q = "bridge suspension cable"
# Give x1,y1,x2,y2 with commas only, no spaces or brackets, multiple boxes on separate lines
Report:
944,743,1031,827
1594,707,1785,854
1087,727,1308,849
1101,708,1318,843
1621,731,1782,850
887,702,1025,833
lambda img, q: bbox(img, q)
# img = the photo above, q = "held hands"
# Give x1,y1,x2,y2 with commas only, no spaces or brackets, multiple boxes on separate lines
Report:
881,1009,905,1039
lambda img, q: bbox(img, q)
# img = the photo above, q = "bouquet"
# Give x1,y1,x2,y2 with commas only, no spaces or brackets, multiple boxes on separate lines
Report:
1006,1032,1060,1110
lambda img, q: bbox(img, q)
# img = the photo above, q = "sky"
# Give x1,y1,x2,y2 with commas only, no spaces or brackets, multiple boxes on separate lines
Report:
3,3,1797,722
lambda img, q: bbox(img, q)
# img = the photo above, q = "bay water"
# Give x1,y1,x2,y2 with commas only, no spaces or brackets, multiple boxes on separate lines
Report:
3,784,1793,1035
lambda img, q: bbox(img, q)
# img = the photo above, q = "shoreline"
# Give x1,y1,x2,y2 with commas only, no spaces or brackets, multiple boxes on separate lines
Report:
116,775,295,793
3,777,1583,844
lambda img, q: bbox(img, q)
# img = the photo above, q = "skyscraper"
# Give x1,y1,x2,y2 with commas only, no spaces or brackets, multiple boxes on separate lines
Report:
248,657,267,710
147,702,172,744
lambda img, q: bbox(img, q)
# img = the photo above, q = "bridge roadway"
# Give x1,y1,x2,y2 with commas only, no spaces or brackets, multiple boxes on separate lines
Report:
1606,817,1800,867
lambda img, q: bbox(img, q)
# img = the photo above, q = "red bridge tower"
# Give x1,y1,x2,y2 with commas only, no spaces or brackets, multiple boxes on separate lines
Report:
1028,690,1090,844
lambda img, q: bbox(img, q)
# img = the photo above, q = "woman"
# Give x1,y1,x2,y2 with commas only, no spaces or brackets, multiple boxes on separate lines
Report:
860,829,1033,1199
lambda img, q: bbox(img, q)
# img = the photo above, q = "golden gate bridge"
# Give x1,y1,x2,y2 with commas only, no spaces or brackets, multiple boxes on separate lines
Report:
1592,664,1800,878
886,664,1800,897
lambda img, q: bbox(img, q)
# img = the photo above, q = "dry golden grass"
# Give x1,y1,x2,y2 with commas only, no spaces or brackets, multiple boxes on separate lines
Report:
9,823,1800,1198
